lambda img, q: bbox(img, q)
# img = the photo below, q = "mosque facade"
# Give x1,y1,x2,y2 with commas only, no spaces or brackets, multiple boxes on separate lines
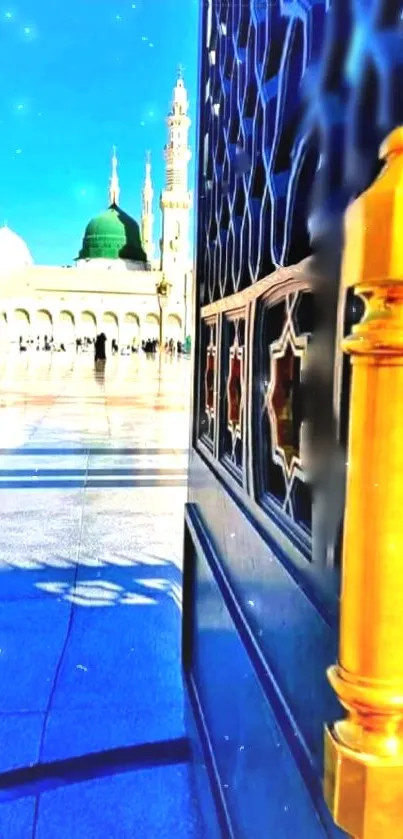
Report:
0,73,193,352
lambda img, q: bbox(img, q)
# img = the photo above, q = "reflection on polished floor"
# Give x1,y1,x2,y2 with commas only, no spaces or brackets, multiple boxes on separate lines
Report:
0,352,202,838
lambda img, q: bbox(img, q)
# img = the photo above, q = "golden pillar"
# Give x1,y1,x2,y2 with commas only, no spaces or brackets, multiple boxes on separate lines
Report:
324,127,403,838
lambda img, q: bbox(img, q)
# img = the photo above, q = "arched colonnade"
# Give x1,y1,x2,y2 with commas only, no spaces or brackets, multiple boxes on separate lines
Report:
0,308,184,349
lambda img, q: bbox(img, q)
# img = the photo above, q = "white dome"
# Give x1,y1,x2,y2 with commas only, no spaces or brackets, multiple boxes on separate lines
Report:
0,225,33,274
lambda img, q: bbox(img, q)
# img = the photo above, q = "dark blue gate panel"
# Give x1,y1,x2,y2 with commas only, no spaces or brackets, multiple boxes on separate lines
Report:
184,503,346,839
187,453,341,774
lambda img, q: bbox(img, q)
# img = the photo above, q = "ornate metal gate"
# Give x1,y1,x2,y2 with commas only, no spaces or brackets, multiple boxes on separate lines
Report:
183,2,403,837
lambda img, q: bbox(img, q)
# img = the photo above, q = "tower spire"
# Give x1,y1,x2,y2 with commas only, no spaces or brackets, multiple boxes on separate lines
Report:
160,73,192,276
163,74,191,194
109,146,120,207
141,150,154,262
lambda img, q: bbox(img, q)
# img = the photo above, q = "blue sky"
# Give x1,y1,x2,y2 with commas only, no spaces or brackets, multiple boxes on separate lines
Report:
0,0,199,264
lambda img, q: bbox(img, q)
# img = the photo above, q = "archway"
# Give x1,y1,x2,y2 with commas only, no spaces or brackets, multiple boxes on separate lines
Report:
59,311,75,348
121,313,140,348
143,313,160,341
35,310,53,348
0,313,8,347
80,311,97,342
166,313,183,343
101,312,119,346
12,309,31,345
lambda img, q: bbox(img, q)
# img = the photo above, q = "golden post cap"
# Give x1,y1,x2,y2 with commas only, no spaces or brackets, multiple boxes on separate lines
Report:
379,127,403,161
342,126,403,290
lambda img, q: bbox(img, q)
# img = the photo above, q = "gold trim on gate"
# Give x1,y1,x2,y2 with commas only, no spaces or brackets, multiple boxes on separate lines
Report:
324,127,403,838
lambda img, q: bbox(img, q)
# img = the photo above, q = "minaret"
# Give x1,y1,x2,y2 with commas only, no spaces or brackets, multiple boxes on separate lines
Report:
109,146,120,207
141,151,154,262
160,69,192,277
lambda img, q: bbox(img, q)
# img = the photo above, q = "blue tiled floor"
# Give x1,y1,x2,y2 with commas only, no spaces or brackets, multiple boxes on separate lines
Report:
41,703,186,763
35,765,202,839
0,714,44,771
0,353,203,838
0,798,37,839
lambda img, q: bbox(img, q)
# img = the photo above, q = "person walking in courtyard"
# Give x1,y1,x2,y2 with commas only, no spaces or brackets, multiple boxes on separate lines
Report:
94,332,107,362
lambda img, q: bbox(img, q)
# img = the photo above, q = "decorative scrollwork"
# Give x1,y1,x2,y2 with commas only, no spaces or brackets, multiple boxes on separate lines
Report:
196,0,403,552
224,317,245,472
199,318,217,448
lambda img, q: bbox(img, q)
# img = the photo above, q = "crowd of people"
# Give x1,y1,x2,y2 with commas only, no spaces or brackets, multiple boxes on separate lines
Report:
19,335,66,353
142,338,183,355
17,333,190,358
95,335,185,360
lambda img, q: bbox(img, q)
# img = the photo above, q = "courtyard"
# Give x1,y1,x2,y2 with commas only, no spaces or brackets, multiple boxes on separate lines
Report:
0,351,203,838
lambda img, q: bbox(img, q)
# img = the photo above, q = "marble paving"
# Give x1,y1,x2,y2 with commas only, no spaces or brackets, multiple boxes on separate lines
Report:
0,351,203,838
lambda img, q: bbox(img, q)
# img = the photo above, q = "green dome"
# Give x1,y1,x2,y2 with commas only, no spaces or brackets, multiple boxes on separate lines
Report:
77,204,147,262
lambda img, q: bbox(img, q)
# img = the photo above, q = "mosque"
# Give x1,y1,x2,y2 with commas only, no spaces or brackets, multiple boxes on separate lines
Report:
0,73,193,352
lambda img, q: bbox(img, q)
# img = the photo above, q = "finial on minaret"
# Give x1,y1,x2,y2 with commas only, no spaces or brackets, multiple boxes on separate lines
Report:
171,68,188,119
109,146,120,207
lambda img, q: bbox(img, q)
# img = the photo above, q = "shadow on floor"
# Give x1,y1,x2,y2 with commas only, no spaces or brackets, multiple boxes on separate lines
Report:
0,737,191,802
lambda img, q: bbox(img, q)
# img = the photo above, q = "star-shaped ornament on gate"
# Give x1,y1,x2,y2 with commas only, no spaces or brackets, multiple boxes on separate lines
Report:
226,330,244,461
266,295,308,495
